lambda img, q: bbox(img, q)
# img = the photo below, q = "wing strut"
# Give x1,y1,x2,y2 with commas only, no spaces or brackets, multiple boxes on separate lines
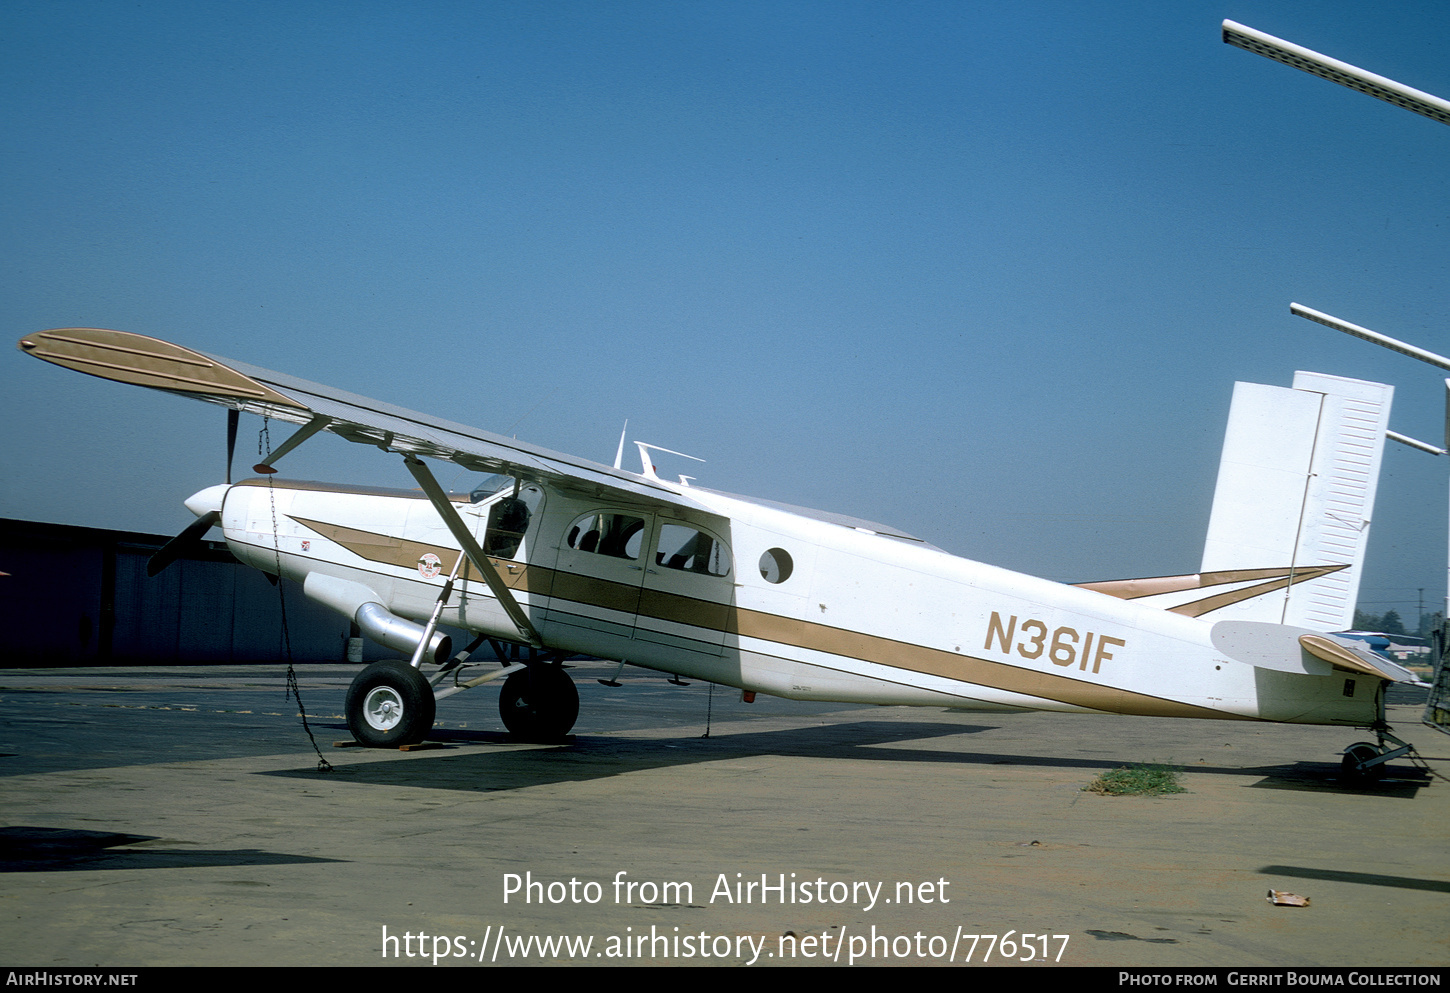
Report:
254,414,333,473
401,454,544,647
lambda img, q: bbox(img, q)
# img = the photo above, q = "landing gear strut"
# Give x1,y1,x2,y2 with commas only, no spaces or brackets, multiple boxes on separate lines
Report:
346,660,436,747
500,664,579,742
1340,728,1412,785
1340,741,1387,783
1339,681,1416,785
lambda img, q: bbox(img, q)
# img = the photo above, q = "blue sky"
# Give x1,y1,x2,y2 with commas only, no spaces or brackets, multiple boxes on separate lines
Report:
3,1,1447,621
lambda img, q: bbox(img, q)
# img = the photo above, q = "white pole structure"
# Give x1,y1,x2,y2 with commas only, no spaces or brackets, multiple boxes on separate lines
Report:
1228,18,1450,705
1222,20,1450,126
1386,429,1446,458
1291,303,1450,373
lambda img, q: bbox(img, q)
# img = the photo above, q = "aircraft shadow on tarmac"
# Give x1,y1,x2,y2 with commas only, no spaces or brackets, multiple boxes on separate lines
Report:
267,719,1433,797
0,826,345,873
1256,864,1450,894
1248,763,1432,797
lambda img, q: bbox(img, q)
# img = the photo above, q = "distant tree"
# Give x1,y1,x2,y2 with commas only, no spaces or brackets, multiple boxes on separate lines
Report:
1381,609,1405,635
1353,610,1381,631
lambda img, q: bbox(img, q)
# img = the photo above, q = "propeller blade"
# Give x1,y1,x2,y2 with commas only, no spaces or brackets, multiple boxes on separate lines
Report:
226,408,239,484
147,511,221,577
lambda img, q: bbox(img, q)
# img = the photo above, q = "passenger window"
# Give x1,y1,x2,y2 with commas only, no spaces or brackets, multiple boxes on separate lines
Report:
655,523,730,576
567,512,646,560
759,547,793,584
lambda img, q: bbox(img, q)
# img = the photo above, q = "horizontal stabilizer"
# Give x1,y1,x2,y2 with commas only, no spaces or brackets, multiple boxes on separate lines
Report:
1211,620,1422,683
1298,633,1420,683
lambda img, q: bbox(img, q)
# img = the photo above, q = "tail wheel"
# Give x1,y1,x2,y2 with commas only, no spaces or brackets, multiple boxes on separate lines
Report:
1340,741,1386,784
346,660,436,747
500,665,579,742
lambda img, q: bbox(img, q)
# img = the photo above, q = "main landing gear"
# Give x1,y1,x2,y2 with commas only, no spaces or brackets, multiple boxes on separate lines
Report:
499,664,579,743
344,651,580,748
345,660,436,748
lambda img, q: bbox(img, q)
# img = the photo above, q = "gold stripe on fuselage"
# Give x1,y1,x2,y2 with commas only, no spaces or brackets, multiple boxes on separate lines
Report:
293,517,1247,721
1075,563,1347,617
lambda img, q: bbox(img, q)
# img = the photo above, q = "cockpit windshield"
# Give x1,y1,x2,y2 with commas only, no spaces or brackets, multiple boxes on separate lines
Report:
469,474,513,503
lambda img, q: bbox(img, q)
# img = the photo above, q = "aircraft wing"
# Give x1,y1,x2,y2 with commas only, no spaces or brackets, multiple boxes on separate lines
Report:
18,327,715,512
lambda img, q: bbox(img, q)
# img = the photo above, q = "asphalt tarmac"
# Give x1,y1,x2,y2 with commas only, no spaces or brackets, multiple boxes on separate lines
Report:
0,661,1445,968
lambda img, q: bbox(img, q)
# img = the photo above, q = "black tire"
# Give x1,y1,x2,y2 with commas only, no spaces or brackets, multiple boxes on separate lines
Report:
1340,741,1386,784
346,660,436,747
499,665,579,742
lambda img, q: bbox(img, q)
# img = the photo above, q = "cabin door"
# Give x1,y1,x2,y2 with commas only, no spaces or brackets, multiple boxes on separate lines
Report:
547,509,653,642
633,518,733,656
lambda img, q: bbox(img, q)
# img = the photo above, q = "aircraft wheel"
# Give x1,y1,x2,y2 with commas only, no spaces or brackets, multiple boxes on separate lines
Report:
1340,741,1386,784
500,665,579,742
346,660,436,748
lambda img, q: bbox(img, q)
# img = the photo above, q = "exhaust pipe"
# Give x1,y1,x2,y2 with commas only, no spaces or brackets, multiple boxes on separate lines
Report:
303,573,452,666
354,602,453,665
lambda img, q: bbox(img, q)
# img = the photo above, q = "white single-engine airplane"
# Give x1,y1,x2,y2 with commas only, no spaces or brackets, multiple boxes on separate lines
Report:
17,328,1430,780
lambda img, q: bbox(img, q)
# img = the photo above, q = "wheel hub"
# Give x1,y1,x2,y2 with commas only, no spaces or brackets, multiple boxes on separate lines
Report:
363,686,405,731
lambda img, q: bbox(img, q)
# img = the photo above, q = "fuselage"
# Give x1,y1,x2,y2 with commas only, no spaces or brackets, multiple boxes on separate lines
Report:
216,475,1381,728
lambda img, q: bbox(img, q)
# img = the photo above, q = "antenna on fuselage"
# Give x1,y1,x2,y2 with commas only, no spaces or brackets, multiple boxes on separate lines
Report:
613,420,628,469
633,441,705,481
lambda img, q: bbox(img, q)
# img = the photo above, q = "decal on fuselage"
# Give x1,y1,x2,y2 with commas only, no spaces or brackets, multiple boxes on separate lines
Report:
984,611,1124,674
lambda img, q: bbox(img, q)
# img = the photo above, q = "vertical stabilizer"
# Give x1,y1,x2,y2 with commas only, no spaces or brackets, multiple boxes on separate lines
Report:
1200,372,1392,631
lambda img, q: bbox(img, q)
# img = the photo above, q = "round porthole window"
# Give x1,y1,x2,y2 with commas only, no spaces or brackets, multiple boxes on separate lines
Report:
759,547,793,584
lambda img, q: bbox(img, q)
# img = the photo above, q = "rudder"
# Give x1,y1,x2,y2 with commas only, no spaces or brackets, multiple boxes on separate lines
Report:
1199,371,1393,631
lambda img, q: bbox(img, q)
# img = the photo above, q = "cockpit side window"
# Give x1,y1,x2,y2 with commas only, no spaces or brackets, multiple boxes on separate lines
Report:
469,474,513,503
481,482,544,558
566,512,646,560
655,523,731,576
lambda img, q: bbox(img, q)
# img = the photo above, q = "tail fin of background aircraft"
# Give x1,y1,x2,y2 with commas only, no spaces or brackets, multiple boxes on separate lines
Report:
1197,371,1393,631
